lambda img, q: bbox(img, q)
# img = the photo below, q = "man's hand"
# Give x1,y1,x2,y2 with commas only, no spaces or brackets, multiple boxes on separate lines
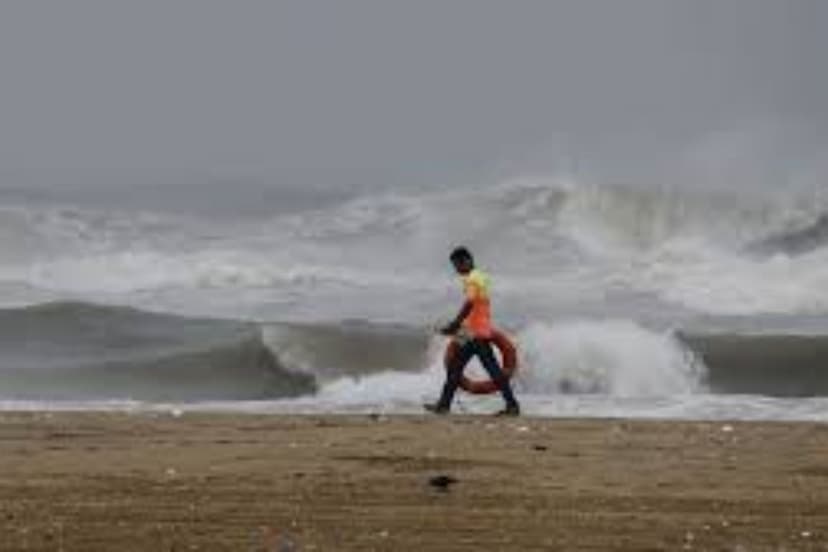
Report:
439,321,460,336
439,300,472,336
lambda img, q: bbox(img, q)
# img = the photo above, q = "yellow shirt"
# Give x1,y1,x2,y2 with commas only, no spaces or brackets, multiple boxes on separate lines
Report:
462,269,492,338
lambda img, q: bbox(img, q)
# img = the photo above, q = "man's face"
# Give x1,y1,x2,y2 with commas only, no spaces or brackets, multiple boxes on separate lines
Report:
452,257,472,275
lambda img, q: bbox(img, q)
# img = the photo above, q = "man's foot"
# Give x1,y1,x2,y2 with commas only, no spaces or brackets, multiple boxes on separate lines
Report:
424,402,450,415
494,403,521,417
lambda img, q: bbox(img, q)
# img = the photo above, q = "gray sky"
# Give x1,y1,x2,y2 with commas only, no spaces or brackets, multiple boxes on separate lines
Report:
0,0,826,189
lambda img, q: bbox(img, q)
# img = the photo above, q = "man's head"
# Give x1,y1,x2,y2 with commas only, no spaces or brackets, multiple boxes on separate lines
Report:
449,246,474,275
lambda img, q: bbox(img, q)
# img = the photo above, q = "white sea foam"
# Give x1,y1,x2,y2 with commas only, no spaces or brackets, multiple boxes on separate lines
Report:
515,320,705,396
306,320,705,414
3,179,828,323
4,394,828,422
309,336,447,406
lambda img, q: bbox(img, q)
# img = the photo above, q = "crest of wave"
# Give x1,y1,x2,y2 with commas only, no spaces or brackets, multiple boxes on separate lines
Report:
555,181,828,256
515,320,705,396
310,320,706,411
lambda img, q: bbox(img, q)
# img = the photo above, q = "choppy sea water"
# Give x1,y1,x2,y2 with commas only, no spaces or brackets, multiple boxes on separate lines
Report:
3,179,828,421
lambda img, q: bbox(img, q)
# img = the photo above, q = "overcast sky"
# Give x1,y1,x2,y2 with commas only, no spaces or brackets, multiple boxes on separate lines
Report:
0,1,825,189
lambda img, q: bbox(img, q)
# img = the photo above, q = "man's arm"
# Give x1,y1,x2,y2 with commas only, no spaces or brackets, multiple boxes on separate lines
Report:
440,300,473,335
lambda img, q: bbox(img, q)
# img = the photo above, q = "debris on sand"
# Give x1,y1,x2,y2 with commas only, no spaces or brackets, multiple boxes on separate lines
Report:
428,474,458,492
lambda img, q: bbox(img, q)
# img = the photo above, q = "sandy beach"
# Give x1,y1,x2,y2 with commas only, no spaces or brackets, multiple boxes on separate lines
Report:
1,413,827,551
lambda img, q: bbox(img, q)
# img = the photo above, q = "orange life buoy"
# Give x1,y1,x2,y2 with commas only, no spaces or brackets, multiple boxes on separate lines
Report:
443,329,518,395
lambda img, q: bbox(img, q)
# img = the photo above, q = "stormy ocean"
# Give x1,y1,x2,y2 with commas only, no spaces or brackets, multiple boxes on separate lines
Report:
2,177,828,421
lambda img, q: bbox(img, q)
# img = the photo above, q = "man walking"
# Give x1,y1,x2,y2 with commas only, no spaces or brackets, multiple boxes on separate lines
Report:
426,246,520,416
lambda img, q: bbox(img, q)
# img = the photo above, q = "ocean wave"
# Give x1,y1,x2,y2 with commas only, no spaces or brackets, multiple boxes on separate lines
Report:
273,319,706,405
746,213,828,256
267,317,828,401
679,331,828,397
0,302,315,401
4,301,828,404
4,180,828,319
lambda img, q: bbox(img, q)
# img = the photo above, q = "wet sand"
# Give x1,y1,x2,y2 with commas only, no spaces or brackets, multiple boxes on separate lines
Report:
1,413,827,551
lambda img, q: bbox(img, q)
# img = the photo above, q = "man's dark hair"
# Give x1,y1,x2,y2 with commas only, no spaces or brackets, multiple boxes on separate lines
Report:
449,246,473,263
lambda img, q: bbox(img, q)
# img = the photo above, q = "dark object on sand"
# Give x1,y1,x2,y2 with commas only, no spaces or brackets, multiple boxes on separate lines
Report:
428,474,458,492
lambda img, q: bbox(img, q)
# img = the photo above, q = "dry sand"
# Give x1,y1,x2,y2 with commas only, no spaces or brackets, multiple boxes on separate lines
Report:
1,412,827,551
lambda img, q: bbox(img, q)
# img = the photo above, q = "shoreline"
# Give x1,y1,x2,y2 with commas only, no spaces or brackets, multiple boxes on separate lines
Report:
1,412,827,550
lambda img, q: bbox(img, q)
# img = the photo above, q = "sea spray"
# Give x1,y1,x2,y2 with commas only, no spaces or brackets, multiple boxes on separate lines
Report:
4,180,828,320
308,320,706,410
515,320,705,396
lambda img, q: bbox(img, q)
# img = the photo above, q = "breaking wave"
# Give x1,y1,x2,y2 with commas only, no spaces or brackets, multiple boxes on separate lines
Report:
0,302,315,401
4,180,828,320
3,300,828,407
2,181,828,318
306,318,828,403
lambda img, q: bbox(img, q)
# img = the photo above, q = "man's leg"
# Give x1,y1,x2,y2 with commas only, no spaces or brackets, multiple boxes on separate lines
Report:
433,340,476,411
474,339,520,410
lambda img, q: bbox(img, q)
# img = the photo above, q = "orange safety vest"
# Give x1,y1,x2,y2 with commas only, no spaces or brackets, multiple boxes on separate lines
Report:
462,269,493,338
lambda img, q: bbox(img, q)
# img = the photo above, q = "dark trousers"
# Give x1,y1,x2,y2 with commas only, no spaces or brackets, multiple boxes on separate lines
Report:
438,338,519,409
